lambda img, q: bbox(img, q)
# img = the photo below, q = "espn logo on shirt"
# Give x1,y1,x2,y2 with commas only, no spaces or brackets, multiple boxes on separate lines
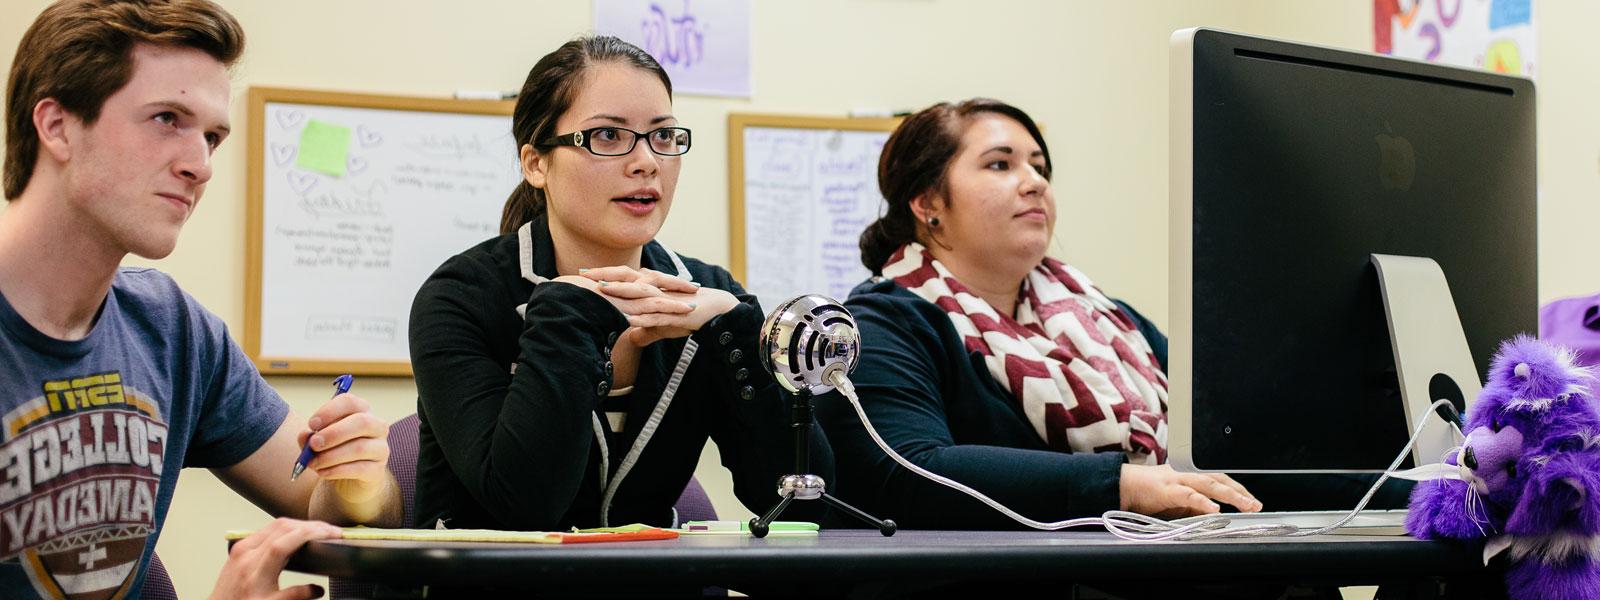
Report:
2,371,169,600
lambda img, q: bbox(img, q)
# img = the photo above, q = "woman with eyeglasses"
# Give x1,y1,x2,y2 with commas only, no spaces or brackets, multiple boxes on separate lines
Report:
409,36,830,532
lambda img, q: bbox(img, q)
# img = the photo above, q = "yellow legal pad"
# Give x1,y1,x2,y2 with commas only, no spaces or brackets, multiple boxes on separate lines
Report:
223,524,677,544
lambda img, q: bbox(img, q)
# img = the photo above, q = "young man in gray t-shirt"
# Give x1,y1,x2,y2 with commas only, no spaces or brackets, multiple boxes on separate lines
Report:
0,2,403,598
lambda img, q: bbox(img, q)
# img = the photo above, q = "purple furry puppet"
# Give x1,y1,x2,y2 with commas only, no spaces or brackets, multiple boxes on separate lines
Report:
1407,336,1600,599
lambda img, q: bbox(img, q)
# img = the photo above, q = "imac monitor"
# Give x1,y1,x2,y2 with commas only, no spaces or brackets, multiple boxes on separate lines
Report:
1168,29,1536,473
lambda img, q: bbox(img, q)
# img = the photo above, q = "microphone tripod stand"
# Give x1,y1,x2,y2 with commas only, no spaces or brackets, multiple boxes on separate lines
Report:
749,388,896,538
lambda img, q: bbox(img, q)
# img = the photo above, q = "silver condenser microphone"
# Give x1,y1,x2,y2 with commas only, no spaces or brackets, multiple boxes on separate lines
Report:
747,294,895,537
758,294,861,395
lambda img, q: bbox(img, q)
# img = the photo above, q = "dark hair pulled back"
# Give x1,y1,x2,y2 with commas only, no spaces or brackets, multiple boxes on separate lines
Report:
858,98,1050,272
498,35,671,234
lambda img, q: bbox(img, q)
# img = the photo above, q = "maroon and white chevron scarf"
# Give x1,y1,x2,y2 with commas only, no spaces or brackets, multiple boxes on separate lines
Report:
883,243,1169,464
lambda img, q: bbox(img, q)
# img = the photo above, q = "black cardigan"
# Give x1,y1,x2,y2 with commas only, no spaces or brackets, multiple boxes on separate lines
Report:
410,217,830,531
813,277,1168,530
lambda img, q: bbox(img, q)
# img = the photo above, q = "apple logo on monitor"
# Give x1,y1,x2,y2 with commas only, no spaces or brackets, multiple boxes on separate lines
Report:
1376,125,1416,191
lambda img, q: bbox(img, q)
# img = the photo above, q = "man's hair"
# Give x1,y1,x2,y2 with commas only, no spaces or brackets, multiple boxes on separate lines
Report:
4,0,245,200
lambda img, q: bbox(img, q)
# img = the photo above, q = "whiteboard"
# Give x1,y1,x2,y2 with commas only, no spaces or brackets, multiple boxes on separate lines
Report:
728,114,900,311
246,88,519,375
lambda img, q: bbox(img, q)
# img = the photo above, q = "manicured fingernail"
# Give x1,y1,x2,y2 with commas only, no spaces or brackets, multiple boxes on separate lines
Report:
311,436,324,449
599,281,608,287
579,268,589,273
686,303,697,309
308,417,322,430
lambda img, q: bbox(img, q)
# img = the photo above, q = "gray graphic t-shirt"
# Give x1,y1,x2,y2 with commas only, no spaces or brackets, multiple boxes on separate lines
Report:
0,268,287,599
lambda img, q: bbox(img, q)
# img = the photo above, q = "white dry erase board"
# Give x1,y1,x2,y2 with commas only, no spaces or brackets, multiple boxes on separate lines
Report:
728,114,901,311
245,87,520,376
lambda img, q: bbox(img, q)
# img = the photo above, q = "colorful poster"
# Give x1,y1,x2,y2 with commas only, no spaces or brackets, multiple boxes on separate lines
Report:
1375,0,1536,78
594,0,752,97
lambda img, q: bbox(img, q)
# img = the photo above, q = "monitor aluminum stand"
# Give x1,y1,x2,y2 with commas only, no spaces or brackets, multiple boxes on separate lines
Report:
1371,253,1479,467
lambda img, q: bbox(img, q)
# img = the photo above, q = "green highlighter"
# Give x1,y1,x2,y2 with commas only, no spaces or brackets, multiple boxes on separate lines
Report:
682,520,818,535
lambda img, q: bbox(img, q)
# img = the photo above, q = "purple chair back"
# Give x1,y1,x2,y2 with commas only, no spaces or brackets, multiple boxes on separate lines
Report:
674,475,718,524
330,413,419,600
1542,293,1600,368
387,413,422,529
141,552,180,600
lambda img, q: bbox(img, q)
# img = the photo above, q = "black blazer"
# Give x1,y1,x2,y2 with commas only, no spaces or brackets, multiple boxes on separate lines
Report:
410,216,831,531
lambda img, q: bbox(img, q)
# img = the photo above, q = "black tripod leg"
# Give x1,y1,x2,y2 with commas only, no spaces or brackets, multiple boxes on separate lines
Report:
820,492,897,536
749,492,796,538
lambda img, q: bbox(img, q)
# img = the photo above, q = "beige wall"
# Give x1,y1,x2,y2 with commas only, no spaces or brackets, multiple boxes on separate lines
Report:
1,1,1594,597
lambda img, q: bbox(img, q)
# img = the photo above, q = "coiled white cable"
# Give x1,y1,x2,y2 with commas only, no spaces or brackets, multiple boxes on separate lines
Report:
829,370,1465,541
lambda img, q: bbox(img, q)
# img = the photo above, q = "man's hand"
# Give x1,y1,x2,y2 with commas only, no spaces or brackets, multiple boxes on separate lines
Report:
210,518,340,600
298,393,391,508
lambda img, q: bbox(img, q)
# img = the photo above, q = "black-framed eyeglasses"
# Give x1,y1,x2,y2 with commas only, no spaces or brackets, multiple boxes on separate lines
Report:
541,126,692,157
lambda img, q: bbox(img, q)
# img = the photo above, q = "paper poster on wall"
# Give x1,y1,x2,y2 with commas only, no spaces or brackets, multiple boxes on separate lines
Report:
728,115,902,313
594,0,751,97
1375,0,1536,78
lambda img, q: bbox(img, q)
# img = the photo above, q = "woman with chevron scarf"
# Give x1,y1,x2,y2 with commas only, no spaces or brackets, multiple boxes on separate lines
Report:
814,98,1265,529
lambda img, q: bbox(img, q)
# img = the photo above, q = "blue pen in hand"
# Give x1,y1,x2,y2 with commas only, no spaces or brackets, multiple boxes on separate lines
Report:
291,374,354,481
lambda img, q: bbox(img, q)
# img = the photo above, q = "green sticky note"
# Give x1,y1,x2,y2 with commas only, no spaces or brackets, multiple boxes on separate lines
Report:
295,119,350,177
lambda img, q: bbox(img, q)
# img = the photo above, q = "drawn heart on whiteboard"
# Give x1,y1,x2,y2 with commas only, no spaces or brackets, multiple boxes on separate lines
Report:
347,155,368,174
356,125,383,147
287,171,318,195
270,143,296,166
275,109,305,130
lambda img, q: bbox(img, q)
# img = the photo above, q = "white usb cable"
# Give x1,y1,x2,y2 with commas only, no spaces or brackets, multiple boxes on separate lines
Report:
829,370,1465,541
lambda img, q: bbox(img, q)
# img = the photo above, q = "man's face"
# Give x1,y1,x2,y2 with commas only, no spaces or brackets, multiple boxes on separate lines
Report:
62,43,230,259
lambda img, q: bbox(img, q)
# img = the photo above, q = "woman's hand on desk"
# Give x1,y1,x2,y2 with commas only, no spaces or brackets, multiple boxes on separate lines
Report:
211,517,342,600
1119,464,1263,518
